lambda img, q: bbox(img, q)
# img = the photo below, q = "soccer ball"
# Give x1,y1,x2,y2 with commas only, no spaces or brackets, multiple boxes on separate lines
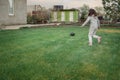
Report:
70,32,75,36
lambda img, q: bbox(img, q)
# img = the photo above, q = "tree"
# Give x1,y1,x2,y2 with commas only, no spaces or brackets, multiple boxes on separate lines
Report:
102,0,120,23
79,4,90,21
94,7,105,16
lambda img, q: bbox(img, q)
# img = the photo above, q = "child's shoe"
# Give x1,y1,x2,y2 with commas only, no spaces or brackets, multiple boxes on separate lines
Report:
98,37,101,44
89,42,92,46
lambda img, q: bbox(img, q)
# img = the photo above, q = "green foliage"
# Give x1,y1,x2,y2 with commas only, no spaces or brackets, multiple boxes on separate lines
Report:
27,15,32,24
102,23,120,27
0,26,120,80
94,7,105,15
27,12,49,24
27,15,38,24
79,4,89,20
102,0,120,22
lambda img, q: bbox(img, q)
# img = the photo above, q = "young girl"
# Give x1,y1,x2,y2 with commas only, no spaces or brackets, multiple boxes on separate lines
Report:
81,9,101,46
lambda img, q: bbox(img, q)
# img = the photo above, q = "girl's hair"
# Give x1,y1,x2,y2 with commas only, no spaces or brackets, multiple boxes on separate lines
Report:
88,9,97,16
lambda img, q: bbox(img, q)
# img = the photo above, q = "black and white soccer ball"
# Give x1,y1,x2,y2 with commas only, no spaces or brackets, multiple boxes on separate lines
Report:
70,32,75,36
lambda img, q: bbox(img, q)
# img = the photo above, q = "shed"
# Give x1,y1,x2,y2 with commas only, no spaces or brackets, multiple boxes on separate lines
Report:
51,9,79,23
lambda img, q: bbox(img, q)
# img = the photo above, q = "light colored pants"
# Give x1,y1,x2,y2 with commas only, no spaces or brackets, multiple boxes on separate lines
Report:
88,27,99,43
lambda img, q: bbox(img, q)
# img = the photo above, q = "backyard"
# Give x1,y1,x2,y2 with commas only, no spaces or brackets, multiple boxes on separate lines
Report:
0,26,120,80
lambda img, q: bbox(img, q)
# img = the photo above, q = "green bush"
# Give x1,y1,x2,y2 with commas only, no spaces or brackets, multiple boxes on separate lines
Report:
27,15,38,24
101,23,120,27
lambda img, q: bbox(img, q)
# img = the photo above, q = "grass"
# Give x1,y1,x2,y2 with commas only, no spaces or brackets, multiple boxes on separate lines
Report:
0,26,120,80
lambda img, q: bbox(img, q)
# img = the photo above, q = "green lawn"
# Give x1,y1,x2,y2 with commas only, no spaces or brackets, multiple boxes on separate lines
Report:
0,26,120,80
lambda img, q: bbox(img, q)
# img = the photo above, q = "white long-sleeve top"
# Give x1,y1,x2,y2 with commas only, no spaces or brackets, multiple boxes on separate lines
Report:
82,15,100,28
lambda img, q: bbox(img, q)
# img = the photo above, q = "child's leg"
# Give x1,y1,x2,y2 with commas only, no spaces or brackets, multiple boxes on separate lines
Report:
93,35,99,38
92,29,101,43
88,28,94,46
88,34,92,46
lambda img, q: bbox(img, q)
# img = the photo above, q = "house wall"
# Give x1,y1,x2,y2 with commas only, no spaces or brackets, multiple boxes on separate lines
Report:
0,0,27,25
27,5,36,16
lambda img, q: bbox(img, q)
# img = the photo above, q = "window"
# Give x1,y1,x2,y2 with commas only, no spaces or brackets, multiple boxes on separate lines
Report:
8,0,14,16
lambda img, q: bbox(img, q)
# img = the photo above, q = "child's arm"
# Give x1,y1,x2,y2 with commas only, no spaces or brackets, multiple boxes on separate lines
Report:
81,17,90,27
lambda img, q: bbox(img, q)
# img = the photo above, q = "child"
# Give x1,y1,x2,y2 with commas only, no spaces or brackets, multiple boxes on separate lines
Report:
81,9,101,46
